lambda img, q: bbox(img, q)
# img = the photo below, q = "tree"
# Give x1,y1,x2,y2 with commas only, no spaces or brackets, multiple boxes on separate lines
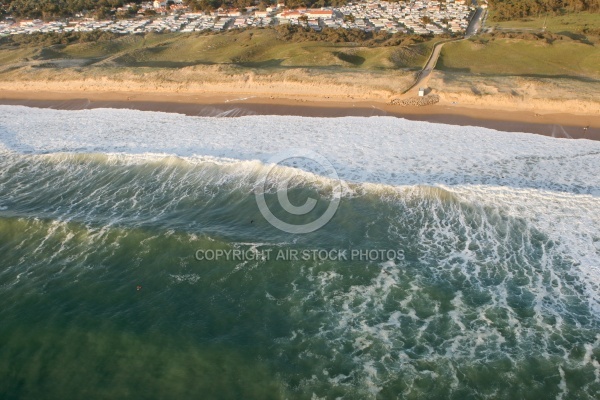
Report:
95,6,112,20
487,0,599,21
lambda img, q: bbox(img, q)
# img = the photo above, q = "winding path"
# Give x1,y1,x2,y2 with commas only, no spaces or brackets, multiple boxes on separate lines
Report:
402,7,485,97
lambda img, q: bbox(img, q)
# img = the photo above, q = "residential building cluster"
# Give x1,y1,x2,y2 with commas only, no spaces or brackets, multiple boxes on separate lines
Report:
335,0,473,34
0,0,474,37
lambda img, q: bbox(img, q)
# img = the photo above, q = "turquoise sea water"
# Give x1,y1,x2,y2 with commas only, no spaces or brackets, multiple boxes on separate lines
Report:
1,107,599,399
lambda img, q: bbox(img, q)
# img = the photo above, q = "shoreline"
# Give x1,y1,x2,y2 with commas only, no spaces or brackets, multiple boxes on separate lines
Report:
1,90,599,140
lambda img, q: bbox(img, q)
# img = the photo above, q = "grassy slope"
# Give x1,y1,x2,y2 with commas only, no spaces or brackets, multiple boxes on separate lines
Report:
0,29,436,71
438,10,600,79
0,46,39,64
438,38,600,79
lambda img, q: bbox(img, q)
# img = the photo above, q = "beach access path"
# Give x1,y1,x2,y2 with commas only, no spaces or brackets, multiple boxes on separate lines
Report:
403,6,486,97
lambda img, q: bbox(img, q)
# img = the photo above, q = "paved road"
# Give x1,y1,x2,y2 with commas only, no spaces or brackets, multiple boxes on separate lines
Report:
419,41,445,81
466,7,485,37
404,40,451,95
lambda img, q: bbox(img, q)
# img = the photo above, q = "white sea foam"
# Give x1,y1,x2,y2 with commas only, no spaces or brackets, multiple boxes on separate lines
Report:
1,105,599,194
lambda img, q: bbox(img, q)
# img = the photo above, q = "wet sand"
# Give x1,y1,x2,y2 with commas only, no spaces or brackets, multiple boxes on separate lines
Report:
1,91,598,141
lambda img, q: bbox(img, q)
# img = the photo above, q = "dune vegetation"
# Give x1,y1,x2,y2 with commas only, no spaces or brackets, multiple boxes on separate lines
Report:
0,28,439,70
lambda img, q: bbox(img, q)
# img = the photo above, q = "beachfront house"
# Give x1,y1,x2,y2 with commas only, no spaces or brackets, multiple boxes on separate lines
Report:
305,10,334,19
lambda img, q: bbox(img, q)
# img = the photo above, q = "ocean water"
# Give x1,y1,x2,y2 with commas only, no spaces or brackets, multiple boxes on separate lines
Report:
0,105,599,399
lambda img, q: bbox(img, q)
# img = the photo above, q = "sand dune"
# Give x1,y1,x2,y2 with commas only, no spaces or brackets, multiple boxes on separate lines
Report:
2,64,599,116
429,71,600,115
0,65,416,102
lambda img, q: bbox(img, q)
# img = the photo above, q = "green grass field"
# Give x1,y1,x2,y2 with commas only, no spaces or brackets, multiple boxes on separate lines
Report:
0,29,437,71
438,37,600,79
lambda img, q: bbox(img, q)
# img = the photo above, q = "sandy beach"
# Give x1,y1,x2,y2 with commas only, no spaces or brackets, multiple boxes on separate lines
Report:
1,87,599,140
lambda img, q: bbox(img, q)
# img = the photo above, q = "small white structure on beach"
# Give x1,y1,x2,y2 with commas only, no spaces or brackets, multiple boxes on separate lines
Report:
418,87,426,96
